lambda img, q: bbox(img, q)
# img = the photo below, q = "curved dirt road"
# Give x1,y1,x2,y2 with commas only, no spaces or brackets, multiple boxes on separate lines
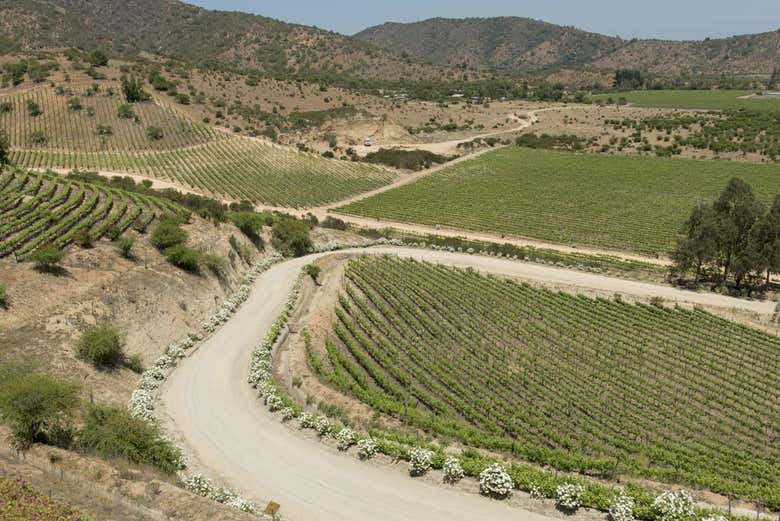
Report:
159,247,771,521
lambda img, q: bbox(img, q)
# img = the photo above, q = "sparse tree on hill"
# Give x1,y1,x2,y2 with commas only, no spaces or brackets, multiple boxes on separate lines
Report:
28,244,66,273
120,75,149,103
86,49,109,67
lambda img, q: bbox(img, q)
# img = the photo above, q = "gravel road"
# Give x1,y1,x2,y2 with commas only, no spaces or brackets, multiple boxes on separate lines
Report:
160,247,770,521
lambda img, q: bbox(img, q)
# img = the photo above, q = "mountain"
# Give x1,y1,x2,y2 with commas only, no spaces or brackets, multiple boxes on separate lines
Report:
0,0,456,82
355,17,780,77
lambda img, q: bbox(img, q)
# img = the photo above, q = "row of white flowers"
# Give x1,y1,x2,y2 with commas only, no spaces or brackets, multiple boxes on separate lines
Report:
126,253,285,516
183,474,256,513
479,463,514,498
653,491,695,521
556,482,584,511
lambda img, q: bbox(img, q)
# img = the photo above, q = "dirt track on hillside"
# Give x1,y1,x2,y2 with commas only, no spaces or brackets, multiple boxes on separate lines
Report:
159,246,770,521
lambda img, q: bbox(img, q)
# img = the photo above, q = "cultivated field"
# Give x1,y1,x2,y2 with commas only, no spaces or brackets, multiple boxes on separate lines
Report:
1,85,397,208
0,168,186,258
0,84,219,151
337,147,780,254
312,255,779,505
590,89,780,111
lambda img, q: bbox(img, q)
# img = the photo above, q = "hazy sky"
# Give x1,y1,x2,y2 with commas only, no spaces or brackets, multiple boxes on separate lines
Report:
188,0,780,40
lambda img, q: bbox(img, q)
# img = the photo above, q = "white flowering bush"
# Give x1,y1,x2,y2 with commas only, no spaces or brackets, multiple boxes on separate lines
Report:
183,474,256,514
265,393,284,412
529,482,544,500
653,491,695,521
299,412,316,429
336,428,356,451
280,407,296,421
701,515,728,521
555,483,584,511
609,490,636,521
409,447,434,476
479,463,513,498
357,438,378,460
442,456,465,483
314,415,332,437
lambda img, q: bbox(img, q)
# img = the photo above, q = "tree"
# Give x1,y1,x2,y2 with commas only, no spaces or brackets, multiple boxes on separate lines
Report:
151,218,188,250
146,126,164,141
76,324,125,369
28,244,65,273
115,235,135,259
672,203,718,283
120,75,149,103
0,366,80,449
713,178,765,286
0,129,9,167
745,195,780,285
26,99,42,117
86,49,109,67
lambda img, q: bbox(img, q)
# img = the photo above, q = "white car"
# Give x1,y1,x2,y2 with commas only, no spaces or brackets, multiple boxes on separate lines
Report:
364,137,372,147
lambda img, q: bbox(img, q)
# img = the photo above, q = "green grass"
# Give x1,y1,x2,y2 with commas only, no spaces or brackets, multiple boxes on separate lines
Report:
312,255,779,506
337,147,780,255
590,90,780,111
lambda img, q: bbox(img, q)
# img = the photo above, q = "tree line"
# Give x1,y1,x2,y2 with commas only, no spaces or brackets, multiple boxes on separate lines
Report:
672,177,780,291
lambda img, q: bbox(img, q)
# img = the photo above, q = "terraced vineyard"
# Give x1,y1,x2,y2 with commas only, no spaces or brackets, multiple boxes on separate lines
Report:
0,168,187,258
337,147,780,254
10,138,397,208
311,255,779,506
0,84,218,151
1,85,397,208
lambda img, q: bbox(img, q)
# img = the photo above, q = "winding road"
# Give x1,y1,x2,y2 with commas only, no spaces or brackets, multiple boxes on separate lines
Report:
159,246,771,521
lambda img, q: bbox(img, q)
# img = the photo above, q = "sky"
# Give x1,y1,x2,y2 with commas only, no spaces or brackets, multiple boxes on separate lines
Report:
187,0,780,40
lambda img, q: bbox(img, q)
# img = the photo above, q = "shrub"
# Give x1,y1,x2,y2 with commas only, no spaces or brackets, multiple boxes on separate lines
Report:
335,428,356,451
314,415,332,437
409,447,434,476
556,483,584,511
479,463,513,498
0,284,7,309
72,227,92,248
146,126,164,141
271,217,312,257
76,324,125,370
117,103,135,119
0,130,8,166
228,211,269,240
304,264,321,283
0,366,80,449
26,100,42,117
357,438,378,460
0,478,87,519
443,456,465,483
201,253,227,276
164,244,201,273
151,218,187,250
321,216,347,230
96,124,113,136
363,148,452,171
85,49,109,67
120,75,149,103
79,405,183,474
67,97,83,111
28,244,65,272
125,354,143,374
609,490,636,521
652,491,694,521
0,101,12,113
115,235,135,259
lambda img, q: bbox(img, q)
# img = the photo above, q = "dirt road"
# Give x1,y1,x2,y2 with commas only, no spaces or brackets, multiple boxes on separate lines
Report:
159,246,771,521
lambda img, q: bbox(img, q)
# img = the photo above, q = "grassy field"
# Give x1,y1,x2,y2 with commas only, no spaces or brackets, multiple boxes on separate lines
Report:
0,168,186,258
311,255,779,505
2,84,396,208
337,147,780,255
590,89,780,111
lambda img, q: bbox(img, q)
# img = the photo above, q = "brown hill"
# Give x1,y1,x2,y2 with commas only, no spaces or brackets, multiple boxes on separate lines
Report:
0,0,456,83
355,17,780,77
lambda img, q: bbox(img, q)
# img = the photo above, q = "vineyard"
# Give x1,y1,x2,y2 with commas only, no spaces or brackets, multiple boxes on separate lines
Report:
336,147,780,254
309,255,779,505
0,168,187,258
0,84,219,151
1,84,397,208
589,90,780,111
